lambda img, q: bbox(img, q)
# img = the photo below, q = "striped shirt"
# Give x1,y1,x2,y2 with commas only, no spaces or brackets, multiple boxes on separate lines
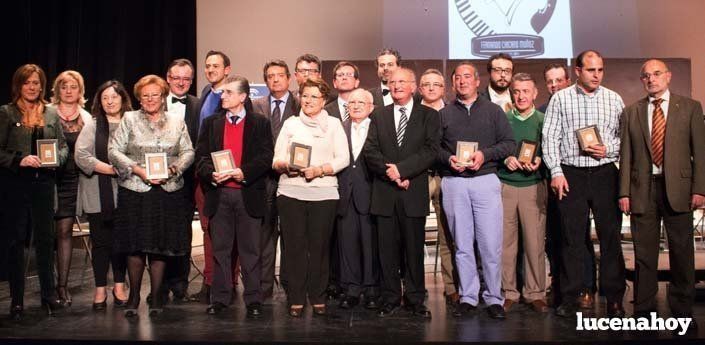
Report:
542,84,624,177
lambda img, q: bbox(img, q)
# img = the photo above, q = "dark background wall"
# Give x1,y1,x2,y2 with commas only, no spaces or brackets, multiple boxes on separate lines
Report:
1,0,197,107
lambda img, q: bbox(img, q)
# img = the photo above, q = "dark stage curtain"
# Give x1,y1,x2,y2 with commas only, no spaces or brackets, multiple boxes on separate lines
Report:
0,0,197,105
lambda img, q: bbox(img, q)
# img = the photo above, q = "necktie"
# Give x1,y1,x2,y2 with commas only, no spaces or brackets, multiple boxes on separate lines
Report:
171,97,186,104
342,103,349,122
271,99,283,132
651,98,666,167
397,107,407,147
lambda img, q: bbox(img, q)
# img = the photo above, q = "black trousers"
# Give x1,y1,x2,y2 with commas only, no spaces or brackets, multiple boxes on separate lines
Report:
210,188,262,305
260,175,284,295
557,164,625,303
277,196,337,305
86,213,127,287
337,202,379,297
377,198,426,306
631,177,694,315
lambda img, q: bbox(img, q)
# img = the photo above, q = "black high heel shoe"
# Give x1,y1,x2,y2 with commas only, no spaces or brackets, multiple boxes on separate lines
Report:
57,285,72,307
41,297,64,316
10,305,23,321
93,298,108,311
113,290,128,308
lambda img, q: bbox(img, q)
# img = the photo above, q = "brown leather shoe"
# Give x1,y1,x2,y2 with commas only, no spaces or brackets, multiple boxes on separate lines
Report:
529,299,549,313
577,289,594,309
445,292,460,305
503,299,517,312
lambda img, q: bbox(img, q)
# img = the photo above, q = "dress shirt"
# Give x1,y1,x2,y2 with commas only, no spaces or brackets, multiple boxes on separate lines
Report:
167,93,187,121
337,97,348,120
488,86,513,112
351,118,371,161
647,89,670,175
381,83,393,106
270,92,290,115
226,107,247,125
542,84,625,177
394,98,414,132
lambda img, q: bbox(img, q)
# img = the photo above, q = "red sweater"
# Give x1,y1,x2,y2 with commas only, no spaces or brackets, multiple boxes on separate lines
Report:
222,117,244,188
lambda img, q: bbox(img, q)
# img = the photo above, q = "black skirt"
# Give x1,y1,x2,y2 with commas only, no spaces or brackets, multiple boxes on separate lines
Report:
113,187,192,256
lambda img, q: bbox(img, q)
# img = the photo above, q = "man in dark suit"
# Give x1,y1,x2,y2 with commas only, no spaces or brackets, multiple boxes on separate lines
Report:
368,48,401,108
479,53,514,112
160,58,202,304
336,88,378,310
196,76,273,317
324,61,360,121
252,59,300,300
619,59,705,324
363,67,440,318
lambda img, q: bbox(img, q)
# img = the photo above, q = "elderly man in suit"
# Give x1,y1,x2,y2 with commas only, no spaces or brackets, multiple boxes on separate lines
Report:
336,88,378,310
324,61,360,121
196,75,273,317
252,59,300,300
363,67,440,318
619,59,705,324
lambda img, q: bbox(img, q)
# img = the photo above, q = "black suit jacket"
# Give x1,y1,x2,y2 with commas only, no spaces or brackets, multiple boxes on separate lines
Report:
363,102,440,217
252,91,300,141
167,94,201,200
337,119,371,216
324,98,343,121
195,109,273,218
369,87,385,108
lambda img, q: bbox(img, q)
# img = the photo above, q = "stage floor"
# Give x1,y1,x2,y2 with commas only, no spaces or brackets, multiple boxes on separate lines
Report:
1,239,704,344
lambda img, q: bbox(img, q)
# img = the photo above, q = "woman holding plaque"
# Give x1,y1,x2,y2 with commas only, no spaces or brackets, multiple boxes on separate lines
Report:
0,64,68,319
272,78,349,317
75,80,132,310
49,70,93,307
108,75,194,317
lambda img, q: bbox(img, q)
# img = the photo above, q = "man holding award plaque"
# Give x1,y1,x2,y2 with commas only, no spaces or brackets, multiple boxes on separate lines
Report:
195,76,273,317
438,61,515,320
497,73,548,313
542,50,626,318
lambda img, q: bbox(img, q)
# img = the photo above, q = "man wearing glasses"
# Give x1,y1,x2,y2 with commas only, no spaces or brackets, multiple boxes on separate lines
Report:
293,53,322,88
324,61,361,121
480,53,514,112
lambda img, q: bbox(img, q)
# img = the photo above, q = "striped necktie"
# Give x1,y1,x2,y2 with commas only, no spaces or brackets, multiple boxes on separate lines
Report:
396,107,407,147
342,102,349,122
651,98,665,167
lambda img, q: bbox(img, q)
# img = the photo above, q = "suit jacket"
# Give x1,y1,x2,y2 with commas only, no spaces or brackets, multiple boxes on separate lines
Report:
618,93,705,213
167,94,201,198
363,102,440,217
369,87,385,108
337,119,371,216
324,98,343,121
252,91,300,141
478,86,492,102
195,109,274,218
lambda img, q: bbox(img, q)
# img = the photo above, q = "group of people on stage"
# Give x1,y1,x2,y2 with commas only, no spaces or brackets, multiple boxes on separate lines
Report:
0,47,702,330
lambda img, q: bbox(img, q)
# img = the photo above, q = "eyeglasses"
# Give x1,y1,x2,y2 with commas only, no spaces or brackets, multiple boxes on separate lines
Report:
420,82,444,89
640,70,668,80
388,80,411,86
141,93,162,100
169,76,192,83
491,67,513,75
335,72,355,78
348,100,369,106
296,68,320,75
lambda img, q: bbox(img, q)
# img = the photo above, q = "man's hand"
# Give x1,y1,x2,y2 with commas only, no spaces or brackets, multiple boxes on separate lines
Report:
550,175,570,200
584,144,607,160
449,155,467,173
212,171,233,184
467,151,485,171
691,194,705,210
395,178,410,190
385,163,401,181
522,156,542,172
19,155,41,168
232,168,245,182
618,197,631,215
504,156,521,171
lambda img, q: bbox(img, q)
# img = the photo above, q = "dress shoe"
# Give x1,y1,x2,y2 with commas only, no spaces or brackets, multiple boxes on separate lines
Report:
555,302,578,318
9,305,23,321
377,303,401,318
339,296,359,309
41,297,64,316
289,305,304,317
503,299,517,312
364,297,379,310
124,307,139,318
171,293,191,304
410,304,432,318
113,290,128,308
192,284,211,304
206,302,227,315
93,298,108,311
313,305,327,316
246,302,262,318
148,307,164,316
529,299,549,313
606,302,625,317
445,292,460,306
577,288,594,309
453,302,476,317
487,304,506,320
326,286,341,301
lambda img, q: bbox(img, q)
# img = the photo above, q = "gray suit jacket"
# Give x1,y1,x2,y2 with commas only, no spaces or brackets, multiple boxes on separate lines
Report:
619,93,705,213
252,91,300,141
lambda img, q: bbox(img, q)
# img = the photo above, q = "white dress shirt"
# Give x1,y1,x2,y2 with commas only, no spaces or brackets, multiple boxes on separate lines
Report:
488,86,512,112
351,118,371,161
166,92,187,121
394,98,414,132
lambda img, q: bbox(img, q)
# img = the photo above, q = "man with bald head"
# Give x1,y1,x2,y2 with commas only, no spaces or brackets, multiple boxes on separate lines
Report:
364,68,440,318
619,59,705,324
336,89,379,309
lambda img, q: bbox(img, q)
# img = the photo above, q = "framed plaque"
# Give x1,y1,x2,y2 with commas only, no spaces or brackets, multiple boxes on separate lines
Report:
289,142,312,170
456,141,478,166
517,140,538,165
211,149,236,174
575,125,603,151
145,153,169,180
36,139,59,167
